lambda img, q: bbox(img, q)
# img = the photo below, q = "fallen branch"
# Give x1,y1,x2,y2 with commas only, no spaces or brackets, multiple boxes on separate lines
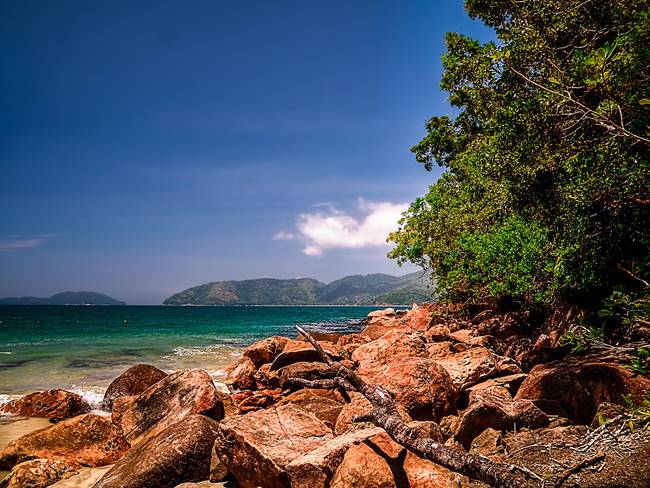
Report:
294,325,541,488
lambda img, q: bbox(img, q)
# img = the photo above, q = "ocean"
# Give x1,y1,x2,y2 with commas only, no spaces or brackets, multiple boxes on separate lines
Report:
0,305,385,408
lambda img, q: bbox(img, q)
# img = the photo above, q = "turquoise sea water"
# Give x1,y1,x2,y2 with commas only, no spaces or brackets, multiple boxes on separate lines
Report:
0,305,384,406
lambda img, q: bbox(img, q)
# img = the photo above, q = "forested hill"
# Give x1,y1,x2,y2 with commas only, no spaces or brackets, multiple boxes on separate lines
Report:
163,272,433,306
0,291,126,306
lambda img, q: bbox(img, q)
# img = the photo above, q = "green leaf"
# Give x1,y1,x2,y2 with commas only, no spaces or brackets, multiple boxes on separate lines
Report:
640,99,650,105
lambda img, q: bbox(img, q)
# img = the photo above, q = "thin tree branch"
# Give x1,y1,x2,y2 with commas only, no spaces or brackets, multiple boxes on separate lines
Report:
295,326,541,488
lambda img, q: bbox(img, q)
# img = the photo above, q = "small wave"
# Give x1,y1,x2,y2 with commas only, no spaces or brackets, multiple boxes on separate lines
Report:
164,343,240,359
69,384,105,411
0,351,12,355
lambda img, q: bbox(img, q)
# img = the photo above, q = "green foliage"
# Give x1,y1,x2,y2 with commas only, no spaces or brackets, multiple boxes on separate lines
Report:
599,284,650,329
627,347,649,375
559,325,604,354
623,392,650,431
389,0,650,307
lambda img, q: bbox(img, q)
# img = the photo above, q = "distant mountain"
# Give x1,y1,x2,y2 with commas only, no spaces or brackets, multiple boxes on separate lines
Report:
163,272,434,306
0,291,126,306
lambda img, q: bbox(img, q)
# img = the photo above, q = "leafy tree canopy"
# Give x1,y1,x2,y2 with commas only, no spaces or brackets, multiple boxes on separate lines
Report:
389,0,649,308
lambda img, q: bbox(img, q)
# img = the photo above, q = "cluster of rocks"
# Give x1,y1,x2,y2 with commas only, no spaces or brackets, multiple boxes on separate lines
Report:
1,304,649,487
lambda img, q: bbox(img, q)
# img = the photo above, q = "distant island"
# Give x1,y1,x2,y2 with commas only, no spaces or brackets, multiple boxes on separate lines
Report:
163,272,434,306
0,291,126,306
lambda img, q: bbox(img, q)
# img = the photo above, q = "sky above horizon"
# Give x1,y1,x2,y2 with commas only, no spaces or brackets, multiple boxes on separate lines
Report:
1,1,494,304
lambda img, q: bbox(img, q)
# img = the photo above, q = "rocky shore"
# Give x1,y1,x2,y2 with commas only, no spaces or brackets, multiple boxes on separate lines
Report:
1,304,649,487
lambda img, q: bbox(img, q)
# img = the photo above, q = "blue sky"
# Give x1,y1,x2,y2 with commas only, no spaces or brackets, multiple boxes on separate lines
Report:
0,1,493,304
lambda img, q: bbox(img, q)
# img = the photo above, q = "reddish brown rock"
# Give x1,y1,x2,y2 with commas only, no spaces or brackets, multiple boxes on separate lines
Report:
337,333,371,348
101,364,167,410
456,388,549,448
113,369,224,446
401,304,433,331
335,393,412,435
0,458,77,488
224,356,257,391
0,414,129,470
297,331,342,343
278,361,334,387
278,389,344,429
285,427,383,488
243,337,285,367
0,390,90,419
254,363,280,389
330,431,469,488
235,388,283,413
214,404,334,488
434,347,521,389
363,357,457,421
515,356,650,424
270,339,347,370
93,415,220,488
352,330,428,375
424,324,451,342
426,341,454,359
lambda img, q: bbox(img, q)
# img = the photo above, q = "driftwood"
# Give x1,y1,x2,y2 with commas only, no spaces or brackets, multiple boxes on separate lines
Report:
293,325,540,488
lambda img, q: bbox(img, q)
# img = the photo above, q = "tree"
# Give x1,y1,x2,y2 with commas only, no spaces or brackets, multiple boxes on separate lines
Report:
389,0,650,309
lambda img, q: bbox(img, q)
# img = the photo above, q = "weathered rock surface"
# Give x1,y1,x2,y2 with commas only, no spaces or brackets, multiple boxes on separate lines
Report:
112,369,224,446
285,427,383,488
330,431,469,488
0,458,77,488
253,363,280,389
0,390,90,419
456,387,549,448
434,347,521,389
0,414,129,470
101,364,167,410
93,415,220,488
243,337,286,367
214,403,334,488
363,356,457,421
270,339,346,370
278,361,334,387
352,330,428,374
234,388,283,413
224,356,257,391
278,389,344,429
515,356,650,424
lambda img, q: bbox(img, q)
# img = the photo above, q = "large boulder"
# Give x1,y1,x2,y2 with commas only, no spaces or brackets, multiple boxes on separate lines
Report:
0,458,77,488
243,337,286,367
515,356,650,424
0,390,90,419
362,357,457,421
278,389,344,430
101,364,167,410
112,369,224,446
330,430,469,488
224,357,257,391
93,415,220,488
284,427,383,488
0,414,129,470
214,403,334,488
352,330,428,374
455,387,549,448
434,347,521,389
270,340,347,370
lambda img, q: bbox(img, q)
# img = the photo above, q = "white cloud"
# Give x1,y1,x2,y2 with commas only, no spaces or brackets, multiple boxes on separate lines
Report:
272,231,296,241
276,199,407,256
0,235,53,251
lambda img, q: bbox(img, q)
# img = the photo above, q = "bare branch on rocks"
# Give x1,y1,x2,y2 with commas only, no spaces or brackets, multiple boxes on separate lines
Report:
293,325,541,488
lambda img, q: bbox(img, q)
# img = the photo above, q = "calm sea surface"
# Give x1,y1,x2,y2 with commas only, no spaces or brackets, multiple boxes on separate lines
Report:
0,305,385,407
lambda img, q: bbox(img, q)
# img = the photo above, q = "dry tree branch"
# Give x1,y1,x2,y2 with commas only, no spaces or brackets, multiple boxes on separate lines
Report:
294,325,541,488
505,62,650,146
